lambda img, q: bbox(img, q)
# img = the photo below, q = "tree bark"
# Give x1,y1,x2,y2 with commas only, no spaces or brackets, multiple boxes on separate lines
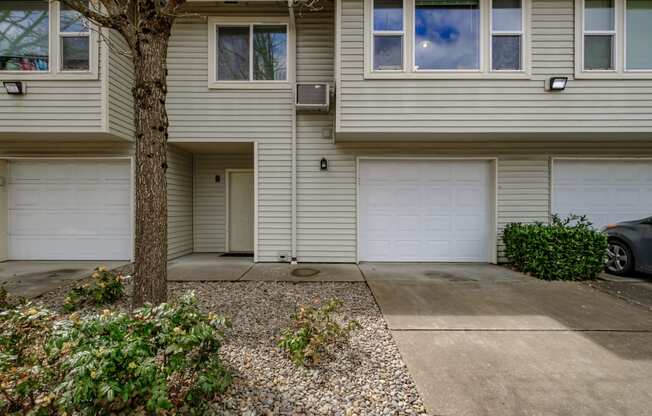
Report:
131,25,172,306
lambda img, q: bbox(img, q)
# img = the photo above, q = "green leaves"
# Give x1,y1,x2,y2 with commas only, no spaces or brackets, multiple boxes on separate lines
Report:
0,292,231,415
503,214,608,281
278,298,360,367
63,267,126,312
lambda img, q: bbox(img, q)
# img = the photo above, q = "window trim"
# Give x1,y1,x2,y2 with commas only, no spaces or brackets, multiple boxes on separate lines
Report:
623,0,652,72
207,16,294,89
490,0,525,72
581,0,617,72
412,0,484,72
371,0,406,72
575,0,652,78
365,0,531,79
0,0,98,80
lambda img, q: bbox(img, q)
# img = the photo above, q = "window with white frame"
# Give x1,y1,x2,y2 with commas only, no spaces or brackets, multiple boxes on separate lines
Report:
0,0,91,73
214,23,288,81
369,0,528,75
583,0,616,70
372,0,404,70
578,0,652,74
491,0,523,70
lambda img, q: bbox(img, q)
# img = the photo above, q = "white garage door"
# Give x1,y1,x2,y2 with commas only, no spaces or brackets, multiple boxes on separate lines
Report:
359,159,493,262
553,160,652,229
8,160,132,260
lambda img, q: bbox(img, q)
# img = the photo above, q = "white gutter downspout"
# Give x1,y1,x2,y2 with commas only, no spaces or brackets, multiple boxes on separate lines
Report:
289,0,298,264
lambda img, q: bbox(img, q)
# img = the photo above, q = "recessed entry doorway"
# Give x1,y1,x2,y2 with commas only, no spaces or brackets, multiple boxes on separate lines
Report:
226,169,254,253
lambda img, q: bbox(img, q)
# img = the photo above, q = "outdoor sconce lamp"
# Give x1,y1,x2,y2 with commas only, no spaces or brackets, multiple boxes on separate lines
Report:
3,81,25,95
320,157,328,171
548,77,567,92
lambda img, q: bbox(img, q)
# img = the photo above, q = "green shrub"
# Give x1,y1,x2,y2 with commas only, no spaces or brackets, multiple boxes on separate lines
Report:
51,292,231,415
0,304,58,415
503,214,608,281
278,298,360,367
63,266,125,312
0,292,231,416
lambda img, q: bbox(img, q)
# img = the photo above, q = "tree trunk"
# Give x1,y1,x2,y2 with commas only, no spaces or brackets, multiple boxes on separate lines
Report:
131,30,172,306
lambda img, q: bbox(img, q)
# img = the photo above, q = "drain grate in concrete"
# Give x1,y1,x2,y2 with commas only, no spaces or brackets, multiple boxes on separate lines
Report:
291,268,321,278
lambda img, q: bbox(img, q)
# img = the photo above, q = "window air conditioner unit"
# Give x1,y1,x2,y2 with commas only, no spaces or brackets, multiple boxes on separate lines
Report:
295,83,329,112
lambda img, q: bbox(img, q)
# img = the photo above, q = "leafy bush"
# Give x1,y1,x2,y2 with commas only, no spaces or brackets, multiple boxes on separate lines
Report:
63,266,125,312
278,298,360,367
0,292,231,416
0,304,58,414
503,214,608,280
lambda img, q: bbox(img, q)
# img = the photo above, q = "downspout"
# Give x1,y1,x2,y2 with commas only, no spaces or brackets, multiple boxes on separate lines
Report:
289,0,298,264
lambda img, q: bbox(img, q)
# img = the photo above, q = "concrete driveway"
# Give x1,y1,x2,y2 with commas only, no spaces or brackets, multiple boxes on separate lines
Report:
362,263,652,416
0,261,129,298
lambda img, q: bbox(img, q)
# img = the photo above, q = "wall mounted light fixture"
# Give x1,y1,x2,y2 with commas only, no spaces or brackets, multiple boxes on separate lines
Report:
320,157,328,171
548,77,568,91
3,81,24,95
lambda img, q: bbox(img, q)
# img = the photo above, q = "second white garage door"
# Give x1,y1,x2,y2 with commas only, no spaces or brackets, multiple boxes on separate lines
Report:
8,160,132,260
553,159,652,229
359,159,494,262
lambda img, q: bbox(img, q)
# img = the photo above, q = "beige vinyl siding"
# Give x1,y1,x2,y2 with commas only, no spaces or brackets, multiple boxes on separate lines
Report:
167,146,193,259
337,0,652,134
0,141,132,157
193,155,253,253
167,3,293,261
295,5,356,262
294,140,652,262
0,53,104,135
496,157,550,259
107,31,135,141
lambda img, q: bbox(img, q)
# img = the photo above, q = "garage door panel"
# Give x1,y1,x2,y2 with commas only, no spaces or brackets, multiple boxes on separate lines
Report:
553,160,652,230
8,160,131,260
359,159,493,262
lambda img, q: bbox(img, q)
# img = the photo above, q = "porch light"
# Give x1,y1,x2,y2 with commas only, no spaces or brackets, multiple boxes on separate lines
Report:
548,77,567,91
3,81,24,95
320,158,328,171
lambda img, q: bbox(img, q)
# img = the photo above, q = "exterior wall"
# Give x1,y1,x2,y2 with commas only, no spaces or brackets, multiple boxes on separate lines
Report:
167,146,194,259
0,160,7,261
193,154,253,253
0,49,104,135
336,0,652,135
295,141,652,262
107,31,135,141
167,2,293,261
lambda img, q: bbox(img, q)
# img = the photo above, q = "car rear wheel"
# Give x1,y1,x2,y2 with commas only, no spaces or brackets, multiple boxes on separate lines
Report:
606,240,634,276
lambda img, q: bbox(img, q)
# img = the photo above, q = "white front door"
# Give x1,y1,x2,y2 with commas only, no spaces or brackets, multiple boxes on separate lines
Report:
8,160,132,260
359,159,493,262
227,170,254,253
553,160,652,229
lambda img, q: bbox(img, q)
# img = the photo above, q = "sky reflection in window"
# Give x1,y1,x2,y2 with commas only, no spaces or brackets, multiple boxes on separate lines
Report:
415,0,480,70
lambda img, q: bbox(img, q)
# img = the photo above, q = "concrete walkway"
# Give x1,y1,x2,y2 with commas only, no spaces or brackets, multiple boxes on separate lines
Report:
363,263,652,416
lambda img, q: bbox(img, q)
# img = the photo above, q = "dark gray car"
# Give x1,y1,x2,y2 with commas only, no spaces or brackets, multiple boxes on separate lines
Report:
604,217,652,276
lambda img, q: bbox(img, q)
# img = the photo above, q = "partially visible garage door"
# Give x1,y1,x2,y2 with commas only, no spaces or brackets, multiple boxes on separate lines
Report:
8,160,132,260
359,159,494,262
553,159,652,229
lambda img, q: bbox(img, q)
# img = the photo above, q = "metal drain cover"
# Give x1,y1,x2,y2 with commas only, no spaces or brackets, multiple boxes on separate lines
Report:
291,268,320,278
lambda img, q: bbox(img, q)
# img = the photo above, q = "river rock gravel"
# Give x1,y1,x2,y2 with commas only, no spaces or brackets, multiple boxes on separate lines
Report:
35,280,427,415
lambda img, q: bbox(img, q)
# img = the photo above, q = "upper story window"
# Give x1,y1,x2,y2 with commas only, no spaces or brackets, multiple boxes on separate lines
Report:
372,0,404,70
0,0,95,78
209,17,293,88
367,0,529,78
576,0,652,77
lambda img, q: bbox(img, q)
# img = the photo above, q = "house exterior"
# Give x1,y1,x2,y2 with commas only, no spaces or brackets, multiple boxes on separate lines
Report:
0,0,651,264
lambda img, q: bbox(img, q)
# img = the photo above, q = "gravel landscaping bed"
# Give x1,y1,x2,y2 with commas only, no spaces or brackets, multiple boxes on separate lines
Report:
33,280,427,415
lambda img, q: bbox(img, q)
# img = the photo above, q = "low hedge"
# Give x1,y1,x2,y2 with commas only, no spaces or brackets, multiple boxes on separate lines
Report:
503,215,607,280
